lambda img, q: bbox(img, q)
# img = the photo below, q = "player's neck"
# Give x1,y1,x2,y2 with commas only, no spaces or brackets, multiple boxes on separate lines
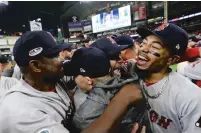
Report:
145,69,170,84
24,74,56,92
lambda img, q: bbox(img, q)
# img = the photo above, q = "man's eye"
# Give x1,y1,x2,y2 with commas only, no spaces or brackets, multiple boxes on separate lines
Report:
152,46,160,50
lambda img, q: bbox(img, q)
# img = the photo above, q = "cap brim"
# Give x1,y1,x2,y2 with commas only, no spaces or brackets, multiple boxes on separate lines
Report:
136,28,156,39
137,28,165,45
63,60,79,76
43,44,69,57
119,45,131,50
60,43,73,50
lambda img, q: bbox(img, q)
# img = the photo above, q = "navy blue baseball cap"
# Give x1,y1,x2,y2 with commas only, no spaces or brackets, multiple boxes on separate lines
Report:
60,43,73,51
114,35,134,48
0,55,9,64
13,31,69,67
137,23,188,56
63,47,110,78
90,37,130,60
110,33,121,39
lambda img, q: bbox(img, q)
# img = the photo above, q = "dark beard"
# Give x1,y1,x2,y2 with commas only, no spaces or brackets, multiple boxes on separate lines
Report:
43,75,64,84
135,67,150,79
135,67,172,80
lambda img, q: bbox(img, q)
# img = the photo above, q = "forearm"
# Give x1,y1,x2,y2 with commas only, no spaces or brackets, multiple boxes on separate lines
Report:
81,93,130,133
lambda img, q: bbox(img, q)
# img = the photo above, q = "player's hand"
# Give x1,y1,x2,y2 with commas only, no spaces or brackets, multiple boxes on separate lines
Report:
119,83,143,104
131,123,146,133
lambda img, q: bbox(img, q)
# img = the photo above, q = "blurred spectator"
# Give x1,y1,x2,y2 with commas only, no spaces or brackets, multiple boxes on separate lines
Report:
115,35,136,61
0,55,13,77
90,37,130,76
59,43,74,60
0,55,18,97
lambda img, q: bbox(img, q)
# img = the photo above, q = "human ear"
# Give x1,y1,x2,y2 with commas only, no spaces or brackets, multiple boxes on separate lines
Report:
167,55,180,66
29,60,41,72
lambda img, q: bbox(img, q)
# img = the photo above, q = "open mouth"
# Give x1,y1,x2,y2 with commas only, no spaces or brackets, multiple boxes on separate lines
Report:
137,55,149,66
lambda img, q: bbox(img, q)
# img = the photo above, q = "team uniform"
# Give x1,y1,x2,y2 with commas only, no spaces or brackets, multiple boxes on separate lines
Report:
12,64,22,80
0,76,18,98
140,71,201,133
177,60,201,81
0,79,72,133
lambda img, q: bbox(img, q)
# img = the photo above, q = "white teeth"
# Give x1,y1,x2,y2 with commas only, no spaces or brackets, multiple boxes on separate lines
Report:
139,55,148,61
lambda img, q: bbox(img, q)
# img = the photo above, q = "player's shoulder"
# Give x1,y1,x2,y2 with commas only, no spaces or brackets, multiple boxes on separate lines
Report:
170,71,201,99
170,71,198,86
170,71,201,93
1,76,19,84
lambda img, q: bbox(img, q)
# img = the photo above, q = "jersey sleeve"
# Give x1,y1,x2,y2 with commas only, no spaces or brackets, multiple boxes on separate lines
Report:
177,87,201,133
13,110,69,133
177,60,201,80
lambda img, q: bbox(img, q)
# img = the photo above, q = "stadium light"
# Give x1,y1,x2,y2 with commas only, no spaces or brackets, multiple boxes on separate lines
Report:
0,1,8,5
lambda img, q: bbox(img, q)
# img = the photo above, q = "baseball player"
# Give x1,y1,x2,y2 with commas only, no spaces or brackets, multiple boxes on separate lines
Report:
59,43,74,60
0,31,74,133
114,35,136,61
177,59,201,87
134,23,201,133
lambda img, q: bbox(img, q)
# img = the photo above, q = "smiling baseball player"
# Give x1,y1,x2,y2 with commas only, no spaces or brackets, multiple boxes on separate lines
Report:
135,23,201,133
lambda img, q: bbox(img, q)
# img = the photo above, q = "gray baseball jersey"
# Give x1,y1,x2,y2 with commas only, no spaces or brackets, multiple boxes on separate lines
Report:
12,64,22,80
177,60,201,80
0,76,18,98
140,71,201,133
0,79,70,133
73,86,87,110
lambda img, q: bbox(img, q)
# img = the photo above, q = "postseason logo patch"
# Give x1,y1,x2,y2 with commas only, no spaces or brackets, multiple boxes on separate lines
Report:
29,47,43,57
38,129,50,133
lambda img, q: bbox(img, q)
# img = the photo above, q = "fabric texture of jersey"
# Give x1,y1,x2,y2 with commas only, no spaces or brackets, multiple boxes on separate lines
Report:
0,79,71,133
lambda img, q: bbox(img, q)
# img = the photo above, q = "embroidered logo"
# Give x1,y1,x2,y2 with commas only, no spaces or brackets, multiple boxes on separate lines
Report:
154,23,169,31
80,68,86,73
107,36,116,44
38,129,50,133
176,44,180,50
29,47,43,56
149,110,173,129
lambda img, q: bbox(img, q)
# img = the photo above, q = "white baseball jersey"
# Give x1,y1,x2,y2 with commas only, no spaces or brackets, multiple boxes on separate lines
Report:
0,79,70,133
140,71,201,133
177,60,201,80
0,76,18,98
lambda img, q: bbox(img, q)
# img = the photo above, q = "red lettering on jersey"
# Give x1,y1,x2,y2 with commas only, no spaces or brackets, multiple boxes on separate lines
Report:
149,110,173,130
157,116,173,129
149,110,158,122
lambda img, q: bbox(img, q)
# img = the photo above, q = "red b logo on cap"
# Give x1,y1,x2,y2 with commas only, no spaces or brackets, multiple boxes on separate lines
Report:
155,23,169,31
107,37,116,44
